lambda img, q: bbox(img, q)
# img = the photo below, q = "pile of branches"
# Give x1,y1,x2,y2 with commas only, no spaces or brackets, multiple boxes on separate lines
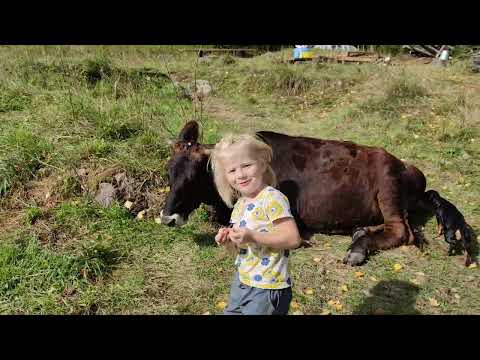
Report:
402,45,454,58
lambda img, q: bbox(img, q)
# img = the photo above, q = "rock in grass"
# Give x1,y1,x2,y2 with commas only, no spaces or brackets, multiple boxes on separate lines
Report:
94,183,116,207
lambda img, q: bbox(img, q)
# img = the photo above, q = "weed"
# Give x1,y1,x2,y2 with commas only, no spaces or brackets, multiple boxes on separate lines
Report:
385,77,427,102
84,57,113,85
56,171,83,199
221,54,236,65
0,88,32,113
99,121,141,140
81,138,113,159
24,207,43,225
77,239,124,282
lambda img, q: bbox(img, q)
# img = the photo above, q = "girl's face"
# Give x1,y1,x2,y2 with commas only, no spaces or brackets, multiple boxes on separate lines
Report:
221,143,267,199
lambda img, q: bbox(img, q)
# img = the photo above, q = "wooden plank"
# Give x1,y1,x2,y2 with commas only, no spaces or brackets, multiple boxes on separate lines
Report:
408,45,435,57
313,54,380,64
286,58,313,64
423,45,442,57
180,48,258,52
347,51,378,57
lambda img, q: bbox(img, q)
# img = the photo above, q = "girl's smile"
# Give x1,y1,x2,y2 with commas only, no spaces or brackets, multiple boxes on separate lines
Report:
238,179,251,186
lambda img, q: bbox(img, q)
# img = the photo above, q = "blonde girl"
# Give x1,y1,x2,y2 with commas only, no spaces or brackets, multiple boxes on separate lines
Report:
210,133,301,315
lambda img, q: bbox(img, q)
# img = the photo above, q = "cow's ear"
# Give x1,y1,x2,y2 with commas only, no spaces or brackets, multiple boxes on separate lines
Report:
178,121,199,143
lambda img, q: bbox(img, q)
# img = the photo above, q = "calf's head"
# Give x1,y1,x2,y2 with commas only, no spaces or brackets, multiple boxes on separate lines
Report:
160,121,212,226
425,190,442,208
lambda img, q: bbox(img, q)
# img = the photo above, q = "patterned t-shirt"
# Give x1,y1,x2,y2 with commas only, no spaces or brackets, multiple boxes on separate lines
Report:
230,186,294,290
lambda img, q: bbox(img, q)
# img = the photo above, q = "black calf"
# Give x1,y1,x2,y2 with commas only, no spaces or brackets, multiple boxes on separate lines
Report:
425,190,476,266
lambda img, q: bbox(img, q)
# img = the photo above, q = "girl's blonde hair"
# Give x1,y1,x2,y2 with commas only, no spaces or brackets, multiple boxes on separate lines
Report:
209,133,277,208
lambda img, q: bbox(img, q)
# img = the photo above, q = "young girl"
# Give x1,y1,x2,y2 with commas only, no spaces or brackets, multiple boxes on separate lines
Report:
210,133,301,315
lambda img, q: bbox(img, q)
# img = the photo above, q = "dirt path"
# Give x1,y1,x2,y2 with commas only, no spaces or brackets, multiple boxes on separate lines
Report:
204,97,265,126
203,95,337,137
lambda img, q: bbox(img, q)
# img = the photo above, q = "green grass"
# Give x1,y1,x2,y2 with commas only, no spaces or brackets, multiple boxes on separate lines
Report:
23,206,43,225
0,127,54,197
0,45,479,314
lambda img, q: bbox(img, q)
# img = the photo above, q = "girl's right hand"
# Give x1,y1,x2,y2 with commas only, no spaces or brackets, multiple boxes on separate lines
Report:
215,227,230,245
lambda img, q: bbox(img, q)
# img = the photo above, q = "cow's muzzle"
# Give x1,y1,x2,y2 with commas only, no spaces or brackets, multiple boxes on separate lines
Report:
159,210,187,226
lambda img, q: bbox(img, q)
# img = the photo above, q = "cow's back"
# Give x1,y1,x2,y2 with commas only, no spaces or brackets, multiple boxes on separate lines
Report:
257,131,407,233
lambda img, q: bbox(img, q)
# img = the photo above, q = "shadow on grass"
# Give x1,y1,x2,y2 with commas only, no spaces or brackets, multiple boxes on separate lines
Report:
352,280,421,315
192,232,217,248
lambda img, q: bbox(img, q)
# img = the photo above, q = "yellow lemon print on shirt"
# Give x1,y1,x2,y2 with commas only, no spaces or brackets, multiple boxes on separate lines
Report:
265,271,285,284
251,207,267,222
266,199,284,219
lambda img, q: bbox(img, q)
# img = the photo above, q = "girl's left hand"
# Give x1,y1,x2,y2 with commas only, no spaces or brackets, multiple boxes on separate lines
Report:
228,228,254,246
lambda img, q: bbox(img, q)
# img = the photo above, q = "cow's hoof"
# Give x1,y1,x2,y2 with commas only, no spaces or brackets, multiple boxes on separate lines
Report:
343,250,366,266
352,228,367,243
465,255,477,267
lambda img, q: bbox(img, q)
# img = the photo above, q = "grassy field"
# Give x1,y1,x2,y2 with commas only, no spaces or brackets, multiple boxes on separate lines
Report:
0,45,479,315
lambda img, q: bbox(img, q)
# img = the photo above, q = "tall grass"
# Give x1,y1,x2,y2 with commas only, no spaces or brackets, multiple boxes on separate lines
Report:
0,127,53,197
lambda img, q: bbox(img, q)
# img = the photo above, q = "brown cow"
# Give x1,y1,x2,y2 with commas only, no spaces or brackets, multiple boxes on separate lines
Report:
160,121,474,266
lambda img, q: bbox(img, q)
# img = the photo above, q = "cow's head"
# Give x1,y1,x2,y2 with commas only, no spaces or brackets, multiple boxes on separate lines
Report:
160,121,213,226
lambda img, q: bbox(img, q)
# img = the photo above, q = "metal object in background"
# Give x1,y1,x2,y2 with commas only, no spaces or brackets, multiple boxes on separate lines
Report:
473,54,480,73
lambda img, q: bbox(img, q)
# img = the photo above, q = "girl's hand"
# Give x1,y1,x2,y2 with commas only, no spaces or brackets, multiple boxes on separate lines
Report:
228,228,254,246
215,227,231,246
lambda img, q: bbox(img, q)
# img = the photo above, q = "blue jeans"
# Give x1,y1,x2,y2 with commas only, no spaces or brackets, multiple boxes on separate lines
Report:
224,272,292,315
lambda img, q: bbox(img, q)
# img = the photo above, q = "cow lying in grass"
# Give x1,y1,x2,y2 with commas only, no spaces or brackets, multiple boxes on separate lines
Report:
160,121,475,266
